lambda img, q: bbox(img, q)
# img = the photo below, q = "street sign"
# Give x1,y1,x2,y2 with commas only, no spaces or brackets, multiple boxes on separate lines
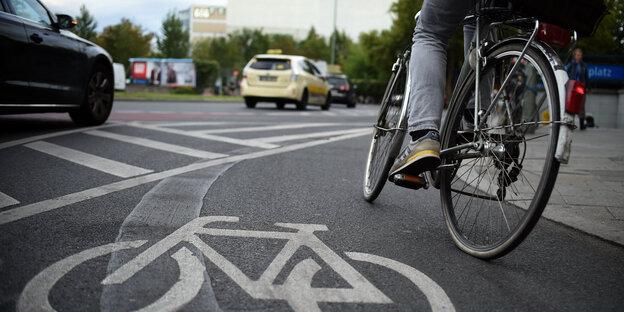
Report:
588,65,624,81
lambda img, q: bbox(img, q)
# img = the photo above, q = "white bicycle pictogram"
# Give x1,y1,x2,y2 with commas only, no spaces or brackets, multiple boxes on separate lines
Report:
19,216,455,312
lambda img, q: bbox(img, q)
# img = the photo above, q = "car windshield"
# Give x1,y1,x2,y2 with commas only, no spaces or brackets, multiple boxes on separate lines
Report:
328,77,348,85
250,59,292,70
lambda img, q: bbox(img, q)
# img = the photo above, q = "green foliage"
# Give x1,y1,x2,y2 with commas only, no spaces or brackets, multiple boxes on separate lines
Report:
157,12,190,58
72,4,97,41
96,19,154,71
171,86,196,94
194,60,220,92
577,0,624,55
298,27,330,61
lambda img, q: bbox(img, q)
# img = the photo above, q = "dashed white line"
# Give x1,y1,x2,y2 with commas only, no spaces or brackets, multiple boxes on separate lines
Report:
0,191,19,209
86,130,228,159
128,123,279,149
24,141,153,178
255,128,370,144
0,130,370,225
194,123,339,135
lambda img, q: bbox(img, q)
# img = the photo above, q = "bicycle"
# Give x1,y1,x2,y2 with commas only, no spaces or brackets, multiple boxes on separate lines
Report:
363,1,604,259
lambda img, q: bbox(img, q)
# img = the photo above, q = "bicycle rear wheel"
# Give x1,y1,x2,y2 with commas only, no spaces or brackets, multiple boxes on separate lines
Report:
363,56,408,202
439,43,560,259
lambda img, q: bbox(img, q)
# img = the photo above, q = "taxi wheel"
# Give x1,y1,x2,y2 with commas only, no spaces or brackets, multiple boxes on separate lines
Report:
245,97,256,108
321,93,331,111
276,101,285,109
297,90,308,111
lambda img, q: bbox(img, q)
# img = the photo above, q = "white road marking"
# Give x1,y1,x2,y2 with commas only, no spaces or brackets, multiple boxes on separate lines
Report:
0,123,118,150
256,128,369,144
193,123,338,135
139,121,231,127
86,130,228,159
346,252,456,312
24,141,153,178
0,191,19,209
127,123,279,149
0,130,371,225
17,240,147,312
134,247,207,312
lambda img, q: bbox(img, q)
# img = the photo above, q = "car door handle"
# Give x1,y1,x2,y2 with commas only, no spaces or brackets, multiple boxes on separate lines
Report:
30,33,43,43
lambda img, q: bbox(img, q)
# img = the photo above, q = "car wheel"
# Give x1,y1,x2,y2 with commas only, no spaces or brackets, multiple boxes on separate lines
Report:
276,101,285,109
69,63,114,126
296,90,308,111
321,93,331,111
245,97,257,108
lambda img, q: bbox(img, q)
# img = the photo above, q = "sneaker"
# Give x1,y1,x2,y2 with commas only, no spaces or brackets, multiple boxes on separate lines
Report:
389,131,441,177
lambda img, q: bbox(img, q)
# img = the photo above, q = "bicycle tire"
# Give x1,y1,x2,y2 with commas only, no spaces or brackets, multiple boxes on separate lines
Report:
439,43,561,259
363,56,409,202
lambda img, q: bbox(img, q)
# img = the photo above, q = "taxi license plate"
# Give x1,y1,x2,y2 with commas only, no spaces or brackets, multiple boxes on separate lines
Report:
259,76,277,82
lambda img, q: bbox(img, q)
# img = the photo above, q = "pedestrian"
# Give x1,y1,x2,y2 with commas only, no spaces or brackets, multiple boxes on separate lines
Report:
566,48,590,130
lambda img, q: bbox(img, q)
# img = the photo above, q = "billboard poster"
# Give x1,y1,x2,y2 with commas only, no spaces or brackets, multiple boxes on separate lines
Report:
161,60,196,87
129,58,196,87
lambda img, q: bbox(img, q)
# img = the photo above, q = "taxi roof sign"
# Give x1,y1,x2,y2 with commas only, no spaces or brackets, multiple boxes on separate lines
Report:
267,49,283,55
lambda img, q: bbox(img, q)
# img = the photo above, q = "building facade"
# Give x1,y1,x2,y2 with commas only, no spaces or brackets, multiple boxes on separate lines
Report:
178,5,228,43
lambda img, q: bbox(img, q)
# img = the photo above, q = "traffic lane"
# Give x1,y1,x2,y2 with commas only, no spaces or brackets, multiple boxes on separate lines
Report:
0,182,157,311
202,135,624,310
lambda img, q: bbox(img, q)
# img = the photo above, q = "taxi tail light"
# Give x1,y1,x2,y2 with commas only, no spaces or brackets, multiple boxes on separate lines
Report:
537,23,570,47
565,80,585,115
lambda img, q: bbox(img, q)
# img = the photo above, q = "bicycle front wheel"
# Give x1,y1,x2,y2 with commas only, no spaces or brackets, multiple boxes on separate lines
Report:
439,43,561,259
363,57,408,202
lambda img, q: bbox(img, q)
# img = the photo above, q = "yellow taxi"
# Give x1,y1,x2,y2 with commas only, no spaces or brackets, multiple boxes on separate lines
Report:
241,54,331,110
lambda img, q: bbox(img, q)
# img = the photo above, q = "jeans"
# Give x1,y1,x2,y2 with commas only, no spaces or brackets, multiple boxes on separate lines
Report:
407,0,473,133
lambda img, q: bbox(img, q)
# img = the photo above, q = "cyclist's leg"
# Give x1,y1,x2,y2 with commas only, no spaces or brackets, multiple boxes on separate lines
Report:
407,0,472,135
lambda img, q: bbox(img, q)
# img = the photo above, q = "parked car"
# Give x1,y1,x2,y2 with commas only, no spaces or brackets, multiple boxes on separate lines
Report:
327,75,356,108
241,54,331,110
0,0,114,126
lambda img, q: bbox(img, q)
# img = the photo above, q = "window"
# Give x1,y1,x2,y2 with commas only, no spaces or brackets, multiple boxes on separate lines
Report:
250,59,292,71
7,0,51,25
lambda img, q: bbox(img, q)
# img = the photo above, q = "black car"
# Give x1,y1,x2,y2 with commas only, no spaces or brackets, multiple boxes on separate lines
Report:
327,75,356,108
0,0,114,126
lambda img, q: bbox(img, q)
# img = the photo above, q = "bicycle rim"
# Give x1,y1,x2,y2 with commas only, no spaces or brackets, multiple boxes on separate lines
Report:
363,63,408,202
439,43,560,259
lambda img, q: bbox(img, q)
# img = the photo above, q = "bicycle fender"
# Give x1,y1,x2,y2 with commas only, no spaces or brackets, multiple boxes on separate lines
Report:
487,38,573,163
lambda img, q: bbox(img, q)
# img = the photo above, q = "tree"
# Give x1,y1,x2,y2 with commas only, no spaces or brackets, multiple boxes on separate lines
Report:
268,34,298,55
229,28,269,62
96,19,154,71
157,12,190,58
298,27,330,61
329,30,353,65
72,4,97,41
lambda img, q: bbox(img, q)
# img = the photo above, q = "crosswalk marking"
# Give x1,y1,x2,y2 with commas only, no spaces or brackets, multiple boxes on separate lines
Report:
86,130,228,159
0,191,19,209
255,128,371,144
127,124,279,149
194,123,339,135
24,141,153,178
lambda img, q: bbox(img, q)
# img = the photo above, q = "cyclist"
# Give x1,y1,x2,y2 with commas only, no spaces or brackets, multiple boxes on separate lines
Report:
389,0,475,178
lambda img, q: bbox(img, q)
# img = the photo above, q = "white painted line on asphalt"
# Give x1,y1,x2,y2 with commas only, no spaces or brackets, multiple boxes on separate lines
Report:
0,123,119,150
86,130,228,159
134,247,207,312
24,141,153,178
128,123,279,149
0,129,371,225
0,191,19,209
255,128,370,144
143,121,231,127
346,252,456,312
194,123,339,135
18,240,148,312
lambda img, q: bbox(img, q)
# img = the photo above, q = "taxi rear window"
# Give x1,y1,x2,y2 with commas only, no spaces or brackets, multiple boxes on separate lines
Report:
250,59,291,71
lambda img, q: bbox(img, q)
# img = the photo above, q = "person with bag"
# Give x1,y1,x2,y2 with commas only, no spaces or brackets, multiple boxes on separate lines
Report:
566,48,591,130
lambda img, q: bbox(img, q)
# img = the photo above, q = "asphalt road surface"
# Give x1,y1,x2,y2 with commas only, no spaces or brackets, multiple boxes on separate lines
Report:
1,100,623,311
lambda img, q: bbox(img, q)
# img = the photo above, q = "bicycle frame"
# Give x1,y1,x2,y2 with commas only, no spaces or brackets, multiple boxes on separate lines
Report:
400,11,576,164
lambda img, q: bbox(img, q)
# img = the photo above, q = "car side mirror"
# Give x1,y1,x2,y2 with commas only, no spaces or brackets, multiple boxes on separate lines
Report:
56,14,77,30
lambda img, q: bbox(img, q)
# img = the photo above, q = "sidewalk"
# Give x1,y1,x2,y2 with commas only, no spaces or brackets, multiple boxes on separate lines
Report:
540,127,624,246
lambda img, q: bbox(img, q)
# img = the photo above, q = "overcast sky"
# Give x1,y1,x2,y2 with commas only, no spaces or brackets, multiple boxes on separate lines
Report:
44,0,228,36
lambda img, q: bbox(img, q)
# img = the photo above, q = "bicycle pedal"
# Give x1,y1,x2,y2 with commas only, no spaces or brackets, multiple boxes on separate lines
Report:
391,174,428,190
